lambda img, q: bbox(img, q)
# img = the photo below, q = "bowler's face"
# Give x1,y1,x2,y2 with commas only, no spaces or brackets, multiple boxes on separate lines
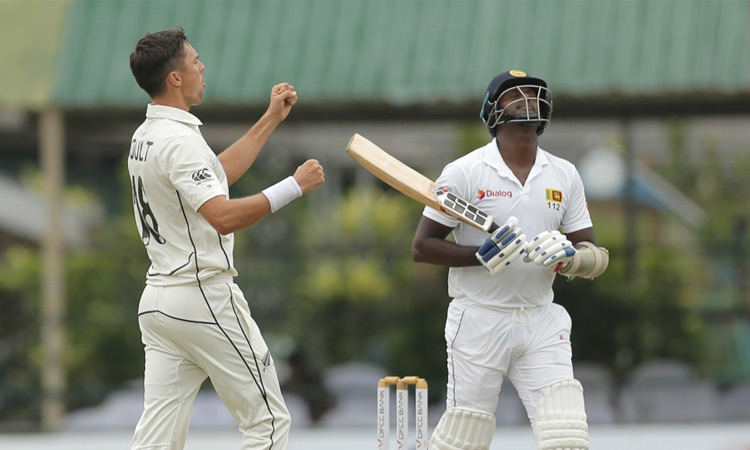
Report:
179,43,206,106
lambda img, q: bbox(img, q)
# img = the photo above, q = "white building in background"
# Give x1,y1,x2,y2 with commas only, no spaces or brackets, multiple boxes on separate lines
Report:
0,174,103,249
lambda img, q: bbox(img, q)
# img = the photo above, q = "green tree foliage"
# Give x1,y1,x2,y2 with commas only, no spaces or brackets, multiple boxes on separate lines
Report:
555,238,708,385
225,151,451,397
287,187,448,389
0,161,149,424
2,120,744,426
657,121,750,384
0,247,42,426
63,214,147,408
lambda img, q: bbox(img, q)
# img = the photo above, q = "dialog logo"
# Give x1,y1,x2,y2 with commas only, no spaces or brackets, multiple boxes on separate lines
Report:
477,188,512,200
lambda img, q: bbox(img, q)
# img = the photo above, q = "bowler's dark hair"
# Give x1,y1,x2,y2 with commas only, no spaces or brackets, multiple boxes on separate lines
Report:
130,27,189,98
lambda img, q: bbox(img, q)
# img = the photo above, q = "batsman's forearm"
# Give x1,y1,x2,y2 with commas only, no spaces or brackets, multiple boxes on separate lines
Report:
412,238,481,267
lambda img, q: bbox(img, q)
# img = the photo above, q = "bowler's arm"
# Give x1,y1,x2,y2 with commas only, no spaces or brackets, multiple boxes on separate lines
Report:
218,83,298,185
198,158,323,235
198,194,272,235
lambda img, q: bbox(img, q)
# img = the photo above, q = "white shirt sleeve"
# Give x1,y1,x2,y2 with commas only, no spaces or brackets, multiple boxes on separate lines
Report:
422,162,464,228
560,167,593,233
162,135,227,212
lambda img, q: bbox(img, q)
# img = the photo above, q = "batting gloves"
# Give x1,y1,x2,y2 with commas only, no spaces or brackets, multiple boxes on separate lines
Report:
524,230,576,268
475,216,526,275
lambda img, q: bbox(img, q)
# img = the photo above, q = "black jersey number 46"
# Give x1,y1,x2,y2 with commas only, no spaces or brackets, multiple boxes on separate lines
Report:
131,175,166,246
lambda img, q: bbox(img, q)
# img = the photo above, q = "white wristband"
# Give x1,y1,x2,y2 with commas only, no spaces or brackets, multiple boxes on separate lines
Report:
262,176,303,213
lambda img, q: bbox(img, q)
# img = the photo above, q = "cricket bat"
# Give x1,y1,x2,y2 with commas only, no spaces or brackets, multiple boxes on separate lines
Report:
346,133,499,233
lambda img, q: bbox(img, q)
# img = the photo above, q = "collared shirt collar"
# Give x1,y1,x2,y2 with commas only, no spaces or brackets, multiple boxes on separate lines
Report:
482,138,549,179
145,104,203,126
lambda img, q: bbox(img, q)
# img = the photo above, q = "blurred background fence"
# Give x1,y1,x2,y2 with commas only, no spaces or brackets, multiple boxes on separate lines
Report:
1,0,749,437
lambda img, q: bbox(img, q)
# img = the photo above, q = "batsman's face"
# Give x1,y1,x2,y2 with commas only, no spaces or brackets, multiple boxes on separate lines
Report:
499,86,539,116
178,43,206,106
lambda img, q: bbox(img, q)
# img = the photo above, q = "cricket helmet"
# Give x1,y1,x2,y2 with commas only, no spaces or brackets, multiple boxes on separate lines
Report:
480,70,553,137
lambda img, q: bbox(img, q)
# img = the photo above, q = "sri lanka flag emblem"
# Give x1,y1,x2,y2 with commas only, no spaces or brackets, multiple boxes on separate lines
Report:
546,189,563,203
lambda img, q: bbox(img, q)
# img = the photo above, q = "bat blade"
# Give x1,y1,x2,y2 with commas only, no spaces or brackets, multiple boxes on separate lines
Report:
346,133,498,233
346,133,441,210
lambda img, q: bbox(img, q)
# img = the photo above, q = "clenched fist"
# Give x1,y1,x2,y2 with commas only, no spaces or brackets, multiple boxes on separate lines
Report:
293,159,325,193
268,82,298,122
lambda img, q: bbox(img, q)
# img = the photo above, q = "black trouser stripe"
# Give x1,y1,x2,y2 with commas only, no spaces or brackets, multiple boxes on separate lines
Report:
138,309,217,325
227,284,277,449
448,309,465,408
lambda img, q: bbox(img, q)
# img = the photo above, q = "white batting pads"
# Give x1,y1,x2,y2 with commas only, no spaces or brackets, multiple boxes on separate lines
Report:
525,230,576,267
475,216,526,275
533,379,589,450
429,407,496,450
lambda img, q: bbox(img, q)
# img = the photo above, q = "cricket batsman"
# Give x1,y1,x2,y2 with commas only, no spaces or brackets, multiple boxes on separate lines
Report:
412,70,609,450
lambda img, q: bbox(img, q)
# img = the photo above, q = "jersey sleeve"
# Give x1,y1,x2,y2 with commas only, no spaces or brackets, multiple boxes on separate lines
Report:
560,167,593,233
162,135,227,212
422,162,465,228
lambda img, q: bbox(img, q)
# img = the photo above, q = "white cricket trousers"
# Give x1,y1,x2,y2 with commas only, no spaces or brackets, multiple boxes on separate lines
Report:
132,277,290,450
445,300,574,423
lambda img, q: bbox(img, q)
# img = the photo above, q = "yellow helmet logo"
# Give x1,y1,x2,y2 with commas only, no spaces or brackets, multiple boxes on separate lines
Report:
509,70,527,77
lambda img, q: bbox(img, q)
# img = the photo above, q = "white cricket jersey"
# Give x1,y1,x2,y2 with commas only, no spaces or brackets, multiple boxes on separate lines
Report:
423,139,592,308
128,104,237,286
